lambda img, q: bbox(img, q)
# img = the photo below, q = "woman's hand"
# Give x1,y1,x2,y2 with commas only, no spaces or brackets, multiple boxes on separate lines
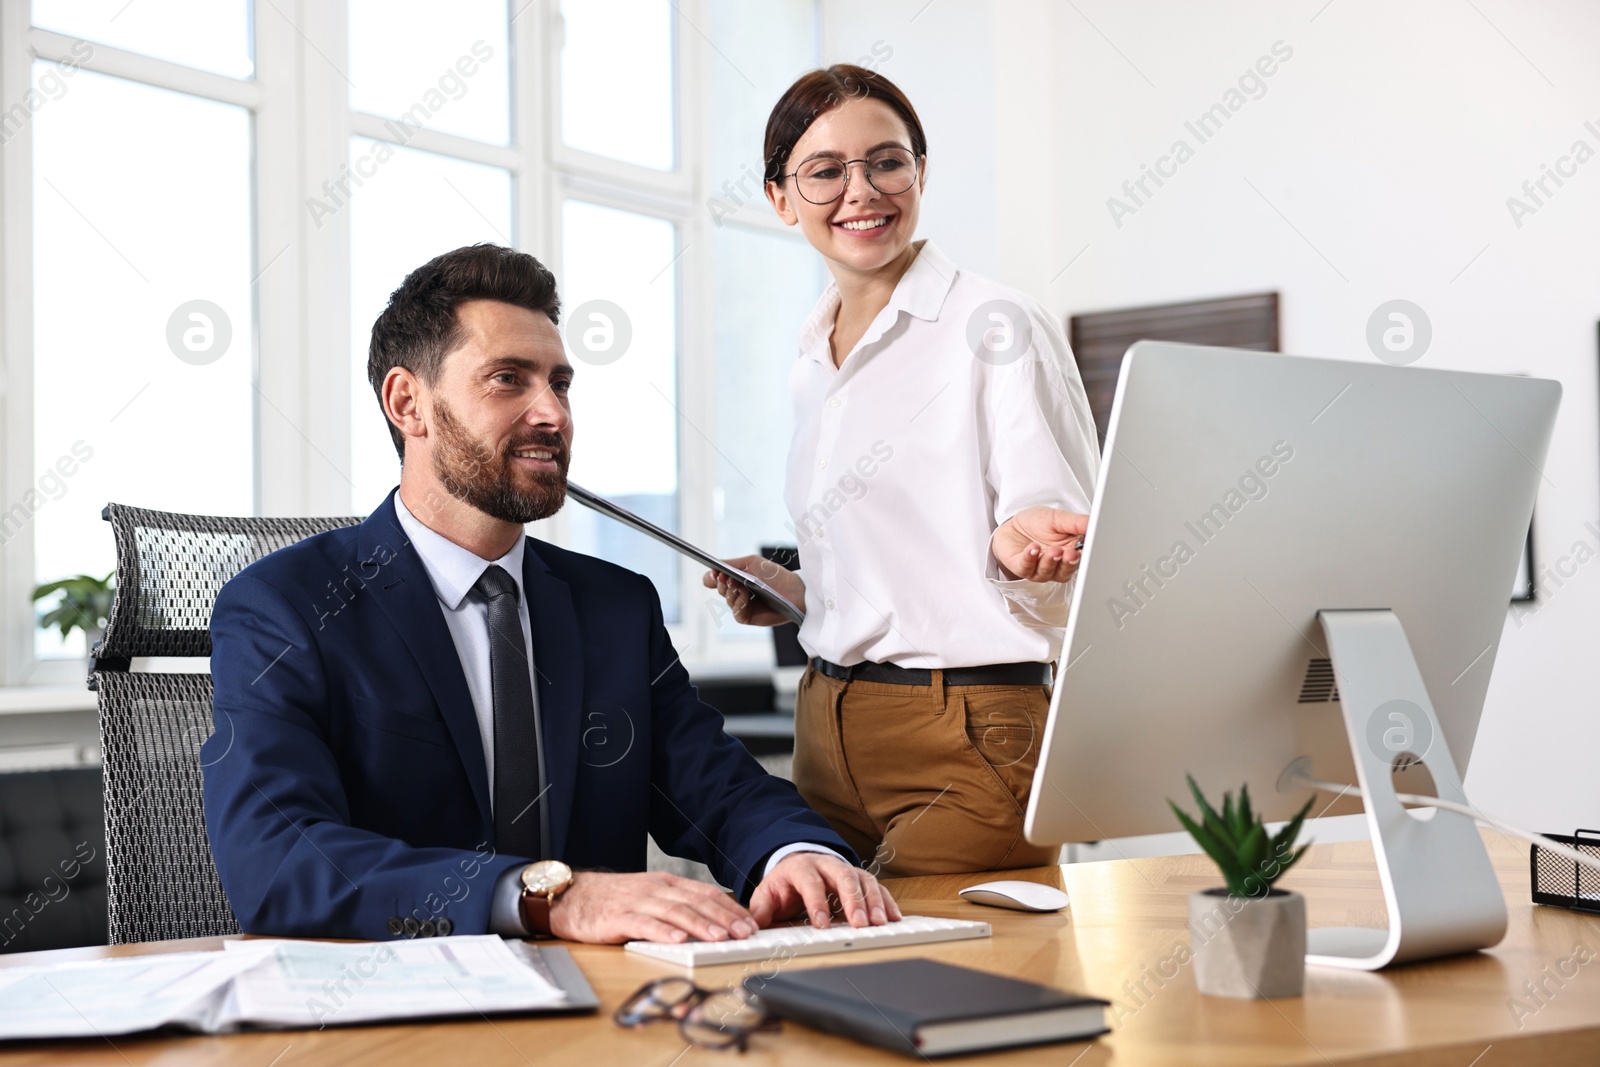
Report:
991,506,1090,583
702,555,807,627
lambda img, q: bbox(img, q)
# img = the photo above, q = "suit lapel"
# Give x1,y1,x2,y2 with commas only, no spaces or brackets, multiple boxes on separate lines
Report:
357,493,492,828
522,543,582,860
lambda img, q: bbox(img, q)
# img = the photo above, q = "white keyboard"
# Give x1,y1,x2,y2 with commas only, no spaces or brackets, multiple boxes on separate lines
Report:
623,915,991,968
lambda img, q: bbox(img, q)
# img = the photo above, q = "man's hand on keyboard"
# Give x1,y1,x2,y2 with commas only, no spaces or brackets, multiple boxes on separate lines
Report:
748,853,903,930
546,871,762,945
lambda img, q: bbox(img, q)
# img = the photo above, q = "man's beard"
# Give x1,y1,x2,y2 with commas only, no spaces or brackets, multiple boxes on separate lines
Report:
431,397,569,524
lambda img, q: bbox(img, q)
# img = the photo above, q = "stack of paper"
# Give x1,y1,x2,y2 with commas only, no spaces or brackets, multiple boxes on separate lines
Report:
0,936,574,1039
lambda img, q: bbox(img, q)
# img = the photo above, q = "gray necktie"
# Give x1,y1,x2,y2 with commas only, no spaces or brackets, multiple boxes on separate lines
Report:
474,564,543,860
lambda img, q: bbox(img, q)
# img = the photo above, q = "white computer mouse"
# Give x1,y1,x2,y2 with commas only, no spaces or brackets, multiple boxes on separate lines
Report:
958,880,1070,912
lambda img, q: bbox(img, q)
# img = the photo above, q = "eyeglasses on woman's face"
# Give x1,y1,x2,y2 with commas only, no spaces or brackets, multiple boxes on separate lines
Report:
784,147,921,205
614,976,779,1052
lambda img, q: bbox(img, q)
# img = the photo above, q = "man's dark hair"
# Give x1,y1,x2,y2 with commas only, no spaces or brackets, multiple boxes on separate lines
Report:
367,243,561,462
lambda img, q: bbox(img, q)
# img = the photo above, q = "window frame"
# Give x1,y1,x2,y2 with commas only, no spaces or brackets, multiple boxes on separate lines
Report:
1,6,286,687
0,0,810,689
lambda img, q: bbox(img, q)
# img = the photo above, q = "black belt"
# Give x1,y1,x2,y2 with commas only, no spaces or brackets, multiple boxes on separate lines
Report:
809,657,1052,687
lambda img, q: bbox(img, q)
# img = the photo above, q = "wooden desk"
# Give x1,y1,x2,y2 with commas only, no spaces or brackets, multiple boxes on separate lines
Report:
2,830,1598,1065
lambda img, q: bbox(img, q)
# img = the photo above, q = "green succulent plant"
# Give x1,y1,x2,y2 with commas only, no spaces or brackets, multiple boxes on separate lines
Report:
1169,774,1314,898
32,570,114,642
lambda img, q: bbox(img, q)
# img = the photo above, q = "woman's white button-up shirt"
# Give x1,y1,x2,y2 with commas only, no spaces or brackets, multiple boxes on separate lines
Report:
785,240,1100,668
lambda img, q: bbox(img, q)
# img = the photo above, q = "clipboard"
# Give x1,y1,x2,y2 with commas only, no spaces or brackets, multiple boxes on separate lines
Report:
566,482,806,627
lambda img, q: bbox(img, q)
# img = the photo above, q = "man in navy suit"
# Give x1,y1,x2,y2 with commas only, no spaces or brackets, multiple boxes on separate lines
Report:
202,243,900,944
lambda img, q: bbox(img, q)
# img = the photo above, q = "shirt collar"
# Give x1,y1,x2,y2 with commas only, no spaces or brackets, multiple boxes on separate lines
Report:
393,490,526,611
796,240,958,365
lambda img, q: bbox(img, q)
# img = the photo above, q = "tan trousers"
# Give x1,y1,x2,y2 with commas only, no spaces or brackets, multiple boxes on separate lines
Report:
792,666,1060,878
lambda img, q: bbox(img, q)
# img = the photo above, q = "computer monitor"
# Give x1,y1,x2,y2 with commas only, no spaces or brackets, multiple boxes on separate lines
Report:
1024,341,1560,970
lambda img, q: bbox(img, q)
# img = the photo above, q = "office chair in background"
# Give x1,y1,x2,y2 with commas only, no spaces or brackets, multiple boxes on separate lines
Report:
90,504,361,944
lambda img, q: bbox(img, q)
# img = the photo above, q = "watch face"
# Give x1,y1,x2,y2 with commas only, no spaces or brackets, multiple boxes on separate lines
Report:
522,859,572,894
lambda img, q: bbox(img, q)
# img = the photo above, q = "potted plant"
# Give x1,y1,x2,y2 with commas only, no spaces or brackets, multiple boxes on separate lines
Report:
1170,775,1315,998
33,570,115,673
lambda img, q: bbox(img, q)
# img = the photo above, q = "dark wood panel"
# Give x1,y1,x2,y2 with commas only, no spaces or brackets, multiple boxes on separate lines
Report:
1069,292,1280,444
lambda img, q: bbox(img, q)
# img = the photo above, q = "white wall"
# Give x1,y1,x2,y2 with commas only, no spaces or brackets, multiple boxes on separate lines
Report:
831,0,1600,838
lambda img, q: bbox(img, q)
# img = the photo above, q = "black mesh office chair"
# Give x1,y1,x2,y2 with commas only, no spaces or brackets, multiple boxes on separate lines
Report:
90,503,362,943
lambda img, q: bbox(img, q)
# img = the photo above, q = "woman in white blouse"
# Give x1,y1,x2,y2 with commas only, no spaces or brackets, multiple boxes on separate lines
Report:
706,65,1099,878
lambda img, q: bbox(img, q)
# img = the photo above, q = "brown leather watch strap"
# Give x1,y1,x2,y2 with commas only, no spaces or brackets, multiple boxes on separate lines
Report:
518,889,554,937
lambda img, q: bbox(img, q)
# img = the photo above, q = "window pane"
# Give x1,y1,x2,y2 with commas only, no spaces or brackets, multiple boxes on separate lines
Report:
707,0,816,219
559,0,674,169
348,0,510,146
560,200,679,621
712,225,822,642
349,140,514,512
30,66,252,659
31,0,253,79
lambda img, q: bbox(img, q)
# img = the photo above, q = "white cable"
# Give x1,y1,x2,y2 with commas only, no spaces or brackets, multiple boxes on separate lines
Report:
1394,793,1600,879
1289,771,1600,879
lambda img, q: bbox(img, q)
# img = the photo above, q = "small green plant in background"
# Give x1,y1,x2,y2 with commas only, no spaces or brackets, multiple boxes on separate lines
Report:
1170,774,1314,897
32,570,114,641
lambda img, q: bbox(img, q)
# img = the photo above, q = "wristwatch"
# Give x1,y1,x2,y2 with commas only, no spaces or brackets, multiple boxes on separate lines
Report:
517,860,574,937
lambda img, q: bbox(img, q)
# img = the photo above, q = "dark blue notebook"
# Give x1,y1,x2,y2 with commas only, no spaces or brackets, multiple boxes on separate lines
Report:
746,957,1109,1058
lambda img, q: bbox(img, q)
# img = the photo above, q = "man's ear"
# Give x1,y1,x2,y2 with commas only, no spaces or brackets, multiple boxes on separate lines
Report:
766,179,799,227
383,367,429,446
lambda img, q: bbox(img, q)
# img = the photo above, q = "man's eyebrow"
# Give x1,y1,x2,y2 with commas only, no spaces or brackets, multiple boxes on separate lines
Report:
484,356,574,378
793,140,909,167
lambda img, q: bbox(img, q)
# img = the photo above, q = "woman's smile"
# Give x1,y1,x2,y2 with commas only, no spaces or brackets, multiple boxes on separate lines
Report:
832,212,896,237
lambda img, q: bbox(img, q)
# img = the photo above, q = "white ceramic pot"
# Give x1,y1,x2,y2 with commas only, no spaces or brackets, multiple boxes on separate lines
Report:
1188,888,1306,998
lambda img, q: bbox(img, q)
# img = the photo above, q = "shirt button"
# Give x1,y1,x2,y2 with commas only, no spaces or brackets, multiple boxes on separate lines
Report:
817,459,827,469
825,598,836,610
829,397,842,408
815,528,826,539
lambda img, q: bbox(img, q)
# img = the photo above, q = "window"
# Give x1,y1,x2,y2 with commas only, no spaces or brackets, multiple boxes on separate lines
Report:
710,224,823,580
30,0,253,79
705,0,816,197
346,1,517,509
701,0,821,644
558,0,675,169
20,29,254,669
347,0,510,146
548,0,686,620
559,199,682,619
2,0,824,685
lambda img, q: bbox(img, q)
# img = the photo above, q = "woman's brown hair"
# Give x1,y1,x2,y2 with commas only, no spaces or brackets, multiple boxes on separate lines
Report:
763,64,927,186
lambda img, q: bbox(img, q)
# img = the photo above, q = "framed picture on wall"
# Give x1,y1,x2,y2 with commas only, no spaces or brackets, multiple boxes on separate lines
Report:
1068,292,1279,446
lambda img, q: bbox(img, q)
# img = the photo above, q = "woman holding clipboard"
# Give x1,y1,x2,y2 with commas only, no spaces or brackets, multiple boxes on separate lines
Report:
705,66,1098,878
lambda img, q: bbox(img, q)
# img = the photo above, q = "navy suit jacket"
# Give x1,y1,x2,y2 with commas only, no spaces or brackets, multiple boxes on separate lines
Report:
201,489,854,940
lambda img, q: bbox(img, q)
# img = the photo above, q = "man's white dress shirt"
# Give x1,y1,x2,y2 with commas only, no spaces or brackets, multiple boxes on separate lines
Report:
785,240,1100,668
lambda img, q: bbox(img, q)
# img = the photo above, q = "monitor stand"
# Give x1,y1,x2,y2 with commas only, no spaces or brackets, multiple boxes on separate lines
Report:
1298,609,1507,970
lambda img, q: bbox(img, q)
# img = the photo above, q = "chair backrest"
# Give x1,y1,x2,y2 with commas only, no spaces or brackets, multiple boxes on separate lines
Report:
92,503,362,944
